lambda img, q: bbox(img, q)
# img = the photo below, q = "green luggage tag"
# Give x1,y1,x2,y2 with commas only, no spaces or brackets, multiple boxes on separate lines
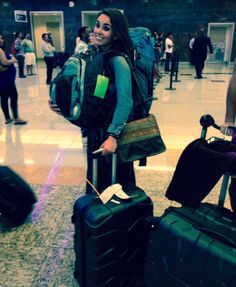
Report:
93,74,109,99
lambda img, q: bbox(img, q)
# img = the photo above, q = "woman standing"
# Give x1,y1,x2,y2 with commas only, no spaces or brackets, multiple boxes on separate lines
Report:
0,34,27,125
50,8,135,193
21,33,36,76
87,8,135,192
12,32,26,78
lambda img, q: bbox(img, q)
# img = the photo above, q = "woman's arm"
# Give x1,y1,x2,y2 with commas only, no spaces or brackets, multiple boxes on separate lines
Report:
41,41,55,53
100,56,133,155
0,48,16,66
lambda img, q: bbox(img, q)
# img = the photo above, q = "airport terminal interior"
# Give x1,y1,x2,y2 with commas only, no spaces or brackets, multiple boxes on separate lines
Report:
0,60,234,286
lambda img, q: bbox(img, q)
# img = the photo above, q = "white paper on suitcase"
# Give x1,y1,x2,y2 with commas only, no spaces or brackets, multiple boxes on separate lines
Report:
99,183,131,204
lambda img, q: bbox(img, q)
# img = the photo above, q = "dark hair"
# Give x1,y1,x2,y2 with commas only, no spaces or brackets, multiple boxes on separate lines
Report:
200,28,205,36
15,32,22,38
77,26,89,38
0,33,5,49
97,8,133,58
42,33,48,40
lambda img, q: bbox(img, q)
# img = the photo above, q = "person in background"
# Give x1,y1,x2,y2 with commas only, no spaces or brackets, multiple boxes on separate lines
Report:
88,31,98,51
74,26,90,54
192,28,213,79
0,33,27,125
41,33,55,85
21,32,36,76
164,32,174,72
50,8,135,193
188,33,196,65
154,31,164,82
221,58,236,212
12,32,26,78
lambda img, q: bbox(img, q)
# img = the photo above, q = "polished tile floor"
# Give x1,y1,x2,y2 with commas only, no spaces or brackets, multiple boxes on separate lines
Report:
0,61,234,286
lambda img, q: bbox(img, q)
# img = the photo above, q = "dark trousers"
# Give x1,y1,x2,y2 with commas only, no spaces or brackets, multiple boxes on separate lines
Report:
229,177,236,212
44,56,54,84
165,52,172,71
0,83,18,120
86,128,136,194
16,55,25,77
194,58,205,78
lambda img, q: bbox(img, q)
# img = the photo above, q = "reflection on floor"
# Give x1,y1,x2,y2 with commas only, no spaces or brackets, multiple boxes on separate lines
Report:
0,62,234,286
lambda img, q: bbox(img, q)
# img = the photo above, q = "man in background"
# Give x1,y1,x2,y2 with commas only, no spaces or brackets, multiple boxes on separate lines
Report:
41,33,55,85
192,28,213,79
164,32,174,72
74,26,90,54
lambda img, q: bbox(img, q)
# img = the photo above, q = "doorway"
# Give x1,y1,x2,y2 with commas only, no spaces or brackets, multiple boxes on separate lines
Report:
30,11,65,59
81,11,99,31
207,23,234,63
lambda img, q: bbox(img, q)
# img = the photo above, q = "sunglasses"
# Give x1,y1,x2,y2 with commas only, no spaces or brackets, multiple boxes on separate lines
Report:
95,21,112,32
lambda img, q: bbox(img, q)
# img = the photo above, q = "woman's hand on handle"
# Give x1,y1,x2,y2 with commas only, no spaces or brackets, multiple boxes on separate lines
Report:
100,136,117,156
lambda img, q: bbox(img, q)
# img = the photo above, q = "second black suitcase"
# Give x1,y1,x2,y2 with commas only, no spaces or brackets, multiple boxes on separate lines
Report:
0,166,37,226
72,154,153,287
144,203,236,287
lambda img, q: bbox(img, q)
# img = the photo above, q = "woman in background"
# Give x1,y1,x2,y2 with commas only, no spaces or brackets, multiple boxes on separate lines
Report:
0,33,27,125
22,32,36,76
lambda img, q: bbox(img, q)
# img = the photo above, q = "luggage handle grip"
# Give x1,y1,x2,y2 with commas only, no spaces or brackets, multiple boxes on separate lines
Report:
88,152,117,197
194,224,236,248
92,152,117,186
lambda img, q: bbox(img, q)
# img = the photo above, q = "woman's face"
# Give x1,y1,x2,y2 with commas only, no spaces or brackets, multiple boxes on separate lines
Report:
44,34,49,42
0,35,4,48
94,13,113,47
89,32,96,45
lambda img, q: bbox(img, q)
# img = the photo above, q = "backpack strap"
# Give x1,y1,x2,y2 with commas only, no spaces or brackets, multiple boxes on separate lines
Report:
101,50,129,81
115,52,154,108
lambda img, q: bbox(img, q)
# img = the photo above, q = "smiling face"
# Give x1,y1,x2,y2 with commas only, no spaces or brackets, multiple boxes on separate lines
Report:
94,13,113,47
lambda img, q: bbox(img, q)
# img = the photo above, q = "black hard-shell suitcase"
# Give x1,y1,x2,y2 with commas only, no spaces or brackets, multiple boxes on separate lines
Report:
72,153,153,287
0,166,37,226
144,115,236,287
144,203,236,287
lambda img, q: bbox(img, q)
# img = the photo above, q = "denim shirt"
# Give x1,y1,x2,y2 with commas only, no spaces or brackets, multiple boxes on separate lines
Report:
107,55,133,137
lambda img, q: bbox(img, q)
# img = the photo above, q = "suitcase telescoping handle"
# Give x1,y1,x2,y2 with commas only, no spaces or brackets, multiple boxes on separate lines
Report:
91,148,117,192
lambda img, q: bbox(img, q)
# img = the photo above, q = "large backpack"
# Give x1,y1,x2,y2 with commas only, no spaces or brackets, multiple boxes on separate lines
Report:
50,28,155,128
129,27,155,120
50,50,117,128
